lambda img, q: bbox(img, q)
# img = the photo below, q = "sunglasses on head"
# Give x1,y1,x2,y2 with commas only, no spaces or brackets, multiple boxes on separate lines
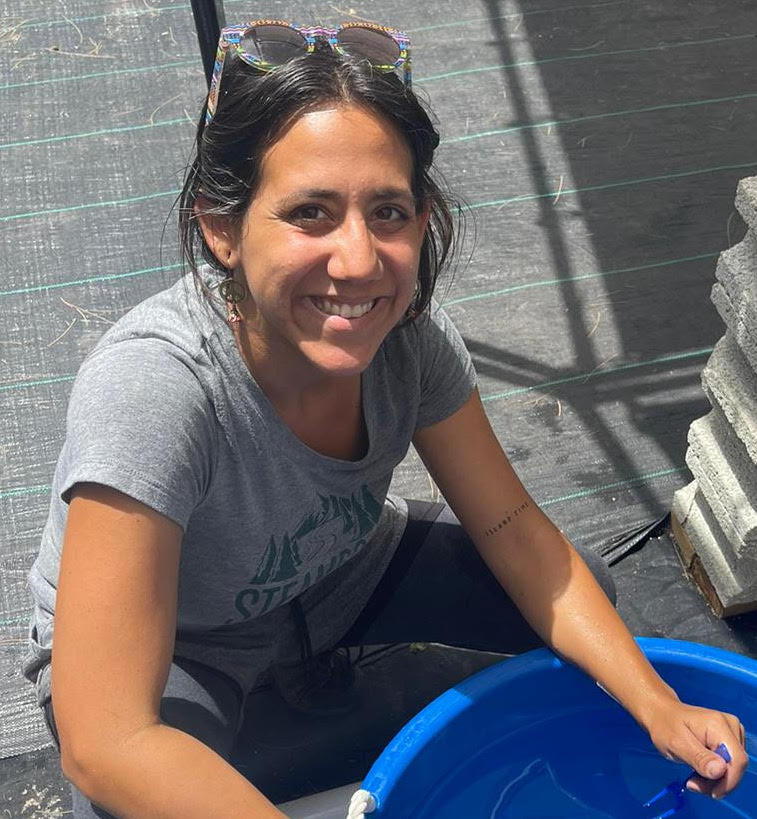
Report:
205,19,412,124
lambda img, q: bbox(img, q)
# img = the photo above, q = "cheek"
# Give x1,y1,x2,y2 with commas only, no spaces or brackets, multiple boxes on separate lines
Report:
240,246,304,296
403,243,424,281
268,238,325,284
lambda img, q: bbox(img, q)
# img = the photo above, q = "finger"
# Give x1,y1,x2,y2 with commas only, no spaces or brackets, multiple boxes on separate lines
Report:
686,774,716,797
663,708,749,798
688,741,750,799
722,713,745,749
712,742,750,799
687,744,728,781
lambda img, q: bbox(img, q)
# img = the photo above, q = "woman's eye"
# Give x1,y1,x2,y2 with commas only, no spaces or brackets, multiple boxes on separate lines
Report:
290,204,328,222
374,205,409,223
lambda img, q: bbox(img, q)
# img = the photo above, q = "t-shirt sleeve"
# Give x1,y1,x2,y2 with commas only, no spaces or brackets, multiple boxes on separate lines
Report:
415,303,477,429
58,339,216,530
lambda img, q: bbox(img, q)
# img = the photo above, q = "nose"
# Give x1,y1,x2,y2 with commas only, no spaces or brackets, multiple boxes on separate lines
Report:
326,214,383,283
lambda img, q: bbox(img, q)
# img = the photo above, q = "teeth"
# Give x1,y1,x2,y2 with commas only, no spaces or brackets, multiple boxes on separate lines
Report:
315,298,376,318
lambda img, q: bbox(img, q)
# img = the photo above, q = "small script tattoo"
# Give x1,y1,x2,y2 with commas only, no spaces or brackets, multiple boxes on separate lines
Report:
483,501,531,537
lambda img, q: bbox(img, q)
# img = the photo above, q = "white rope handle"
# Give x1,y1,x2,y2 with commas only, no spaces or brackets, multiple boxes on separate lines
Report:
346,788,376,819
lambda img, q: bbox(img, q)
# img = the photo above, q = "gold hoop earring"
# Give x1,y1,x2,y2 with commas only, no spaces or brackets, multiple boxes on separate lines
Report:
218,275,246,325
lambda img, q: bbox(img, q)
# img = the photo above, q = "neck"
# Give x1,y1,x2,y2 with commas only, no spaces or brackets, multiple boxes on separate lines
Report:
233,323,360,414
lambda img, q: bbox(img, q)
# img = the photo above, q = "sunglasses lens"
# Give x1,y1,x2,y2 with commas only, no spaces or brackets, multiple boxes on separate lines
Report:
337,27,400,67
241,24,307,65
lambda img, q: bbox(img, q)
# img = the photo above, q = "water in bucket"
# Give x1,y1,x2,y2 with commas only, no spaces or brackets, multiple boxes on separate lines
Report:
414,707,754,818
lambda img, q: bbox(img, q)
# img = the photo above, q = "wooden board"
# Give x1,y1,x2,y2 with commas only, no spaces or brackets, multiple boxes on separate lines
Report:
670,511,757,618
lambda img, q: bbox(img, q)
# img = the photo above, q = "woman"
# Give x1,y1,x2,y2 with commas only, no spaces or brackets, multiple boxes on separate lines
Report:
23,20,746,818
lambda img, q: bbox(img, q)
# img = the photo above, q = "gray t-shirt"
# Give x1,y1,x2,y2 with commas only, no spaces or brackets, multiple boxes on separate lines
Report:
23,272,476,705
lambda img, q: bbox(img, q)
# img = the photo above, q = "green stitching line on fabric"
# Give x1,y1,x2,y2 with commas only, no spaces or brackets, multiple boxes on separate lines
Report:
418,34,755,84
481,347,714,402
0,118,187,151
0,60,197,92
18,3,192,30
0,190,180,223
541,467,687,506
466,161,757,211
0,616,32,626
442,92,757,145
0,484,51,500
414,0,627,32
0,264,182,297
444,252,719,306
0,375,76,392
16,0,254,31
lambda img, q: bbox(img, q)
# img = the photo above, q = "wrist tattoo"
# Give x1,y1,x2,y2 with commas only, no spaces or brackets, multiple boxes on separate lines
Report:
483,500,531,537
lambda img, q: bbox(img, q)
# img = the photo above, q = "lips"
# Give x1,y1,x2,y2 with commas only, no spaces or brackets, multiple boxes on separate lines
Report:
311,297,378,319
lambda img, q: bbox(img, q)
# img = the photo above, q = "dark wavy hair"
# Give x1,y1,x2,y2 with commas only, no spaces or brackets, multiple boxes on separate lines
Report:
178,45,461,317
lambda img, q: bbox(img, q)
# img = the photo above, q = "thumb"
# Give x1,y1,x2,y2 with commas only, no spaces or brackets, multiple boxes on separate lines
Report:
690,747,728,780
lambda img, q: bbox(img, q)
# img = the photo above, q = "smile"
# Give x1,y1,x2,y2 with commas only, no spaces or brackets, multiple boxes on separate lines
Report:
311,297,377,319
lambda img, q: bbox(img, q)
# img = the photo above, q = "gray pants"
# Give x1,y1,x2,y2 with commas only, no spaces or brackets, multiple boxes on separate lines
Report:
43,501,616,817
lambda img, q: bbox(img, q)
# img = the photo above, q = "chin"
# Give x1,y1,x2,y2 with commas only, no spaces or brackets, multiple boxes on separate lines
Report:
303,345,377,377
316,356,373,378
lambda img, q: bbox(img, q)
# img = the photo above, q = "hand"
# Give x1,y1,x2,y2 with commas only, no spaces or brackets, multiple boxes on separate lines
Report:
645,698,748,799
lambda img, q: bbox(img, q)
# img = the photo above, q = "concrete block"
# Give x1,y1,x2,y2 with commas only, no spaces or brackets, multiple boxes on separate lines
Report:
710,282,757,372
735,176,757,230
701,334,757,463
709,282,732,337
671,481,757,616
672,176,757,618
715,231,757,310
685,411,757,558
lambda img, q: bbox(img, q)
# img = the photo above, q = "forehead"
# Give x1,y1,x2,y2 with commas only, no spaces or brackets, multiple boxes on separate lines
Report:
259,105,415,193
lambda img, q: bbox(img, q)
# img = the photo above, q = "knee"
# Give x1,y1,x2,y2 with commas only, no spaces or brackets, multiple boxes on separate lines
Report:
576,545,617,607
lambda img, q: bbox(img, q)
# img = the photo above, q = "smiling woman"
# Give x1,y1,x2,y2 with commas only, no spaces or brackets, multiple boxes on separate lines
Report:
197,106,428,387
21,18,748,819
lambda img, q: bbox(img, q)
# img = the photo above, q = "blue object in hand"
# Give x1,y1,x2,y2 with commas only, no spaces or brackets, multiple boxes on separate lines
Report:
642,742,732,818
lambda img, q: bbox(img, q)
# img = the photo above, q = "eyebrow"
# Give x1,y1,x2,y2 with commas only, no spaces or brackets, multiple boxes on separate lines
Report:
277,187,415,207
371,187,416,203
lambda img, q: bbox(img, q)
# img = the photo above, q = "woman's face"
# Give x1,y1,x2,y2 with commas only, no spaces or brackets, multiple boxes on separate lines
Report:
228,104,429,381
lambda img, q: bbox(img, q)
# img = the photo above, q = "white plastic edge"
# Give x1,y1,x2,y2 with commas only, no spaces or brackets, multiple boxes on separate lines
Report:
595,679,621,705
346,788,376,819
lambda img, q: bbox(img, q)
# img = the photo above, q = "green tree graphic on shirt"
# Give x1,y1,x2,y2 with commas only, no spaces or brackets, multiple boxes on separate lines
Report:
228,485,384,622
249,484,381,585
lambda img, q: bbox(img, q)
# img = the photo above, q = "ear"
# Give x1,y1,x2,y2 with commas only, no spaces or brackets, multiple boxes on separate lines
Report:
195,198,241,270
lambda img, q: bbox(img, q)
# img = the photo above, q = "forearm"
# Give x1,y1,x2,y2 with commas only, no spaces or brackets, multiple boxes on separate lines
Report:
412,393,678,732
495,522,678,731
67,722,287,819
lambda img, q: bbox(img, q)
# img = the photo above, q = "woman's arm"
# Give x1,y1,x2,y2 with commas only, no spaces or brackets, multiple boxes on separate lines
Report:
52,483,286,819
413,389,747,798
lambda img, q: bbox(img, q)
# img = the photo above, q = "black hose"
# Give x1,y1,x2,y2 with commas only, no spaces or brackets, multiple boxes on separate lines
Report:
190,0,226,88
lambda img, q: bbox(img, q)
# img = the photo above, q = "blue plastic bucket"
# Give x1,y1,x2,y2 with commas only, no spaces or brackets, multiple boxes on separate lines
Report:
361,638,757,817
